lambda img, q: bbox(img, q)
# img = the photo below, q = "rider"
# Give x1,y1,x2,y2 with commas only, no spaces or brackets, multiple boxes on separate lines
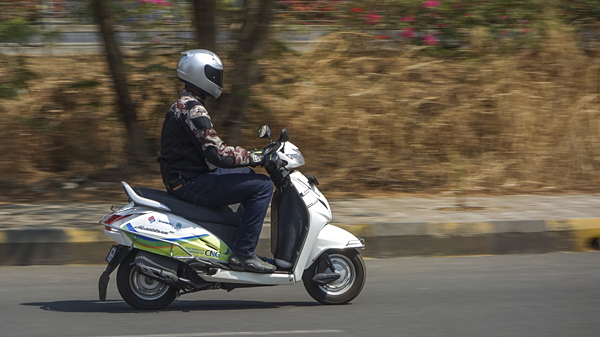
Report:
158,49,276,273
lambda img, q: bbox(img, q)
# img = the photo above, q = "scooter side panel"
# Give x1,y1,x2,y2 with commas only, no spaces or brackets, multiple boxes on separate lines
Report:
111,210,232,263
288,172,335,281
104,229,132,246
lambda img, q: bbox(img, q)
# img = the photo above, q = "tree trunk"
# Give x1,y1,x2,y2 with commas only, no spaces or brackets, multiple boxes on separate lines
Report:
91,0,151,162
219,0,274,145
191,0,216,51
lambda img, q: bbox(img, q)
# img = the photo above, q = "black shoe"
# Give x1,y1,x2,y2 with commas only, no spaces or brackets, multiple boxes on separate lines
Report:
229,254,276,273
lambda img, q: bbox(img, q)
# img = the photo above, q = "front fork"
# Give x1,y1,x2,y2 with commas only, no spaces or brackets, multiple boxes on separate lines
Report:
98,245,133,301
311,252,341,286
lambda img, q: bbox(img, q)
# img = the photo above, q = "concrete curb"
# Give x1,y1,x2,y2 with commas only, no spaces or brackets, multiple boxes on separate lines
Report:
0,228,113,266
338,219,600,258
2,219,600,266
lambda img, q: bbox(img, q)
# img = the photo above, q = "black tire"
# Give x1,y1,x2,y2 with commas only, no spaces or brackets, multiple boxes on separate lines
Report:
302,249,366,305
116,251,178,310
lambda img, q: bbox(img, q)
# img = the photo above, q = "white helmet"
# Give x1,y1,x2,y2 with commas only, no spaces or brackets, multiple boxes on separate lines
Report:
177,49,223,99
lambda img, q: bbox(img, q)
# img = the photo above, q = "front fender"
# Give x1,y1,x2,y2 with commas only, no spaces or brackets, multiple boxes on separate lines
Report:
305,224,364,269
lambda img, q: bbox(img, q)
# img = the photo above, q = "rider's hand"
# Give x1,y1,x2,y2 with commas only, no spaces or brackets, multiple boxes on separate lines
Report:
248,149,264,167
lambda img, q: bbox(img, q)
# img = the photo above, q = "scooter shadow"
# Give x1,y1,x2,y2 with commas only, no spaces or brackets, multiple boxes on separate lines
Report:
21,299,321,313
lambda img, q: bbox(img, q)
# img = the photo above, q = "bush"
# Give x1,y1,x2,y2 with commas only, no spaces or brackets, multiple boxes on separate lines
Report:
278,0,600,54
0,18,36,43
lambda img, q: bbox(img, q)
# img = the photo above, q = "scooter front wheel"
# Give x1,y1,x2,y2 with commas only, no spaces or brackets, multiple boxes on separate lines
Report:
302,249,366,305
116,252,178,310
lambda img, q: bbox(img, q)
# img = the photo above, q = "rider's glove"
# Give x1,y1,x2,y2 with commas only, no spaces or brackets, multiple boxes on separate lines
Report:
248,149,264,167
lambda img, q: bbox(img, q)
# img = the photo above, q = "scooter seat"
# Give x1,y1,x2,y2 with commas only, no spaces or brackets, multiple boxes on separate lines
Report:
133,187,242,227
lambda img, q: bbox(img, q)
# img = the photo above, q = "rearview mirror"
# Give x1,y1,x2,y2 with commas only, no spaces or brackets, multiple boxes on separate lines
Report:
257,125,271,139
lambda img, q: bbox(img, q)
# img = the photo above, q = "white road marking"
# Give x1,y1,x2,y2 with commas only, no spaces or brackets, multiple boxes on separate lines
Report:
93,330,345,337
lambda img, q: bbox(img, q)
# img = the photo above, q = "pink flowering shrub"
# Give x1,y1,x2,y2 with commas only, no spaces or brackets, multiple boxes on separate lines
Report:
364,13,383,24
401,27,417,38
341,0,545,50
559,0,600,22
277,0,600,48
138,0,172,5
422,34,440,45
421,1,440,8
279,0,344,24
121,0,177,24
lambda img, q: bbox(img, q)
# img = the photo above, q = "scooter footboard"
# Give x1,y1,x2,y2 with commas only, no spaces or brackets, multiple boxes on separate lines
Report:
305,224,364,269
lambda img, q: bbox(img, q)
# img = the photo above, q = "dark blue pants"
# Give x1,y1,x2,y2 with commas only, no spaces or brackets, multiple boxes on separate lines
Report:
172,167,273,257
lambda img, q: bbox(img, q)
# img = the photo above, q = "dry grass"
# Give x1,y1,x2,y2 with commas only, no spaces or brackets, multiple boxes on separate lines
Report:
0,57,121,173
2,24,600,201
0,54,170,201
253,27,600,196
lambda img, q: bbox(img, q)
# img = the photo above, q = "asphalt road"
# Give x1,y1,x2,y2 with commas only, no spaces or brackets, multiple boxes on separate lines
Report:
1,252,599,337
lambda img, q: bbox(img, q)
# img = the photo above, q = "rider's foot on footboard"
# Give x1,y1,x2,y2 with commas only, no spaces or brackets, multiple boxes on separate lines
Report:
229,254,276,273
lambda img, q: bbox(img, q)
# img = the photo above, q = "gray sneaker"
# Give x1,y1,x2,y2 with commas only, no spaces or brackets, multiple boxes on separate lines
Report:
229,254,276,273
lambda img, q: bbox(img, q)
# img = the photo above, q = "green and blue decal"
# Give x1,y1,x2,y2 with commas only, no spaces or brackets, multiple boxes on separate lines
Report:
122,223,231,262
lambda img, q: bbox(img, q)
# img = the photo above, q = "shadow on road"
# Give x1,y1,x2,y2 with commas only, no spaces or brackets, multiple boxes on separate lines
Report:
21,299,320,313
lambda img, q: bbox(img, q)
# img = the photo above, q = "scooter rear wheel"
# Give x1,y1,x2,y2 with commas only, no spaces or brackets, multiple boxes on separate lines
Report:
302,249,366,305
116,252,178,310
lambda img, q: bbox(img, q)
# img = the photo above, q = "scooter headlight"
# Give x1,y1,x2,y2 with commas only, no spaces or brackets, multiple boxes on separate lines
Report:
286,148,305,167
280,144,305,169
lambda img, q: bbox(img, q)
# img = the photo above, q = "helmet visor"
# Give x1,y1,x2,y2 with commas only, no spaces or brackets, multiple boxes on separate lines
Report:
204,65,223,88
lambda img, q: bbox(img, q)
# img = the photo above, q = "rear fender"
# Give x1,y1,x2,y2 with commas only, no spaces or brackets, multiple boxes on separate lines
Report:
304,225,364,269
98,245,134,301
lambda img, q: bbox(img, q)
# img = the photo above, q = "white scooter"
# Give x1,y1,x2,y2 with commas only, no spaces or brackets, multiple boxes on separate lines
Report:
98,126,366,310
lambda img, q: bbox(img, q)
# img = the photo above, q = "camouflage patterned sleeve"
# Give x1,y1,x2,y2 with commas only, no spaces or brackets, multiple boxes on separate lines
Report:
182,101,251,167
